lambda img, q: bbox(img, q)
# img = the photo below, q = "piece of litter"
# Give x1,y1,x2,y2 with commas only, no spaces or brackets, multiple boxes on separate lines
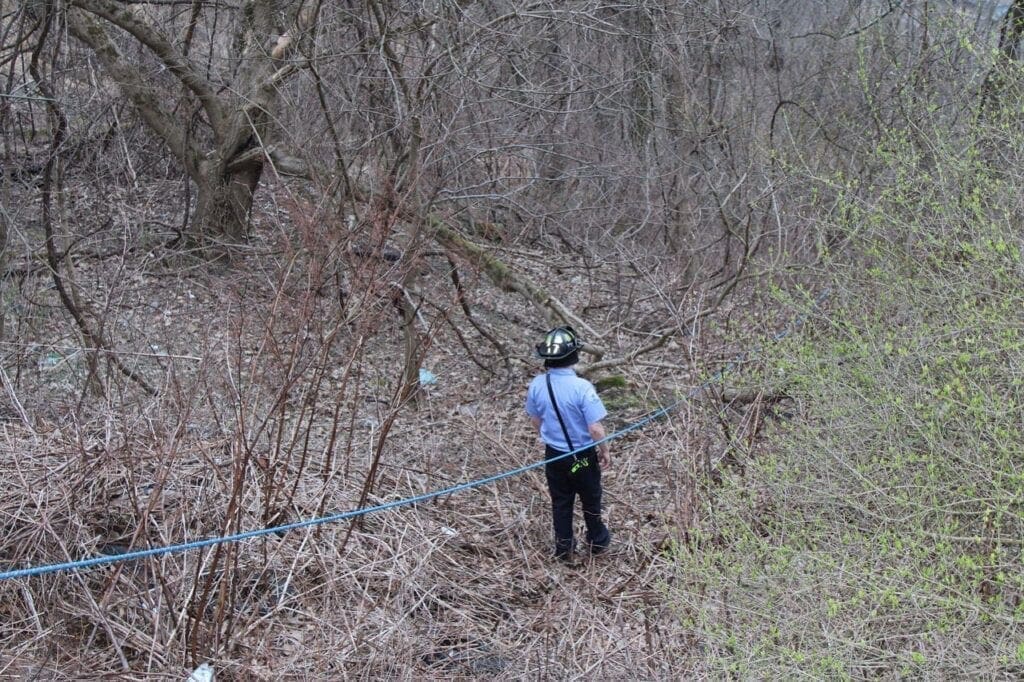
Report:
187,663,214,682
457,403,480,417
440,526,458,537
39,352,62,370
419,368,438,386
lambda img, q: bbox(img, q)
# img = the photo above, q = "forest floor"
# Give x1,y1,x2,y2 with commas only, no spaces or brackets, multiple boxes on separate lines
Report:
0,178,791,679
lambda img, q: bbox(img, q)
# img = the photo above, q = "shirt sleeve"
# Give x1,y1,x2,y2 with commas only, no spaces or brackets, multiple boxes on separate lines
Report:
580,383,607,425
525,381,542,417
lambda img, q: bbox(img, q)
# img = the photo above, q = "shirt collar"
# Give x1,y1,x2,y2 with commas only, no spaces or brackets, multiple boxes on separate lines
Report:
547,368,576,376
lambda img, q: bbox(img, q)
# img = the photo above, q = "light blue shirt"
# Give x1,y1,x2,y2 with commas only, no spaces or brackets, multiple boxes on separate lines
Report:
525,368,608,452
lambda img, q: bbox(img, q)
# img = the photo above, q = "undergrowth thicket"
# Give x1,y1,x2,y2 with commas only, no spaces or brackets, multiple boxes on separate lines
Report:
672,52,1024,680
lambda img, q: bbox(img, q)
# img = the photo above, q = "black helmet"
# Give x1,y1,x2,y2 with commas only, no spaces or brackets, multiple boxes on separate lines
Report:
535,326,583,360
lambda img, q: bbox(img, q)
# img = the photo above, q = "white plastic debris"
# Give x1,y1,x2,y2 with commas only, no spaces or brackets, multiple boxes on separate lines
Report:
440,526,458,537
187,663,215,682
38,352,62,370
418,368,438,386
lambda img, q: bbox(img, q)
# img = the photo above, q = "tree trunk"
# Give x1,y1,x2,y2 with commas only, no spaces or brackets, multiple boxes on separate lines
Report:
999,0,1024,61
193,159,264,244
980,0,1024,112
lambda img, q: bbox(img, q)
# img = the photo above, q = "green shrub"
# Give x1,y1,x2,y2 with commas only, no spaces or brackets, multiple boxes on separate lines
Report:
670,66,1024,678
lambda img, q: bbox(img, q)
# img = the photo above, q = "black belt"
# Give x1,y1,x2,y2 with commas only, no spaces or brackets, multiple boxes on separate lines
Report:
544,444,596,461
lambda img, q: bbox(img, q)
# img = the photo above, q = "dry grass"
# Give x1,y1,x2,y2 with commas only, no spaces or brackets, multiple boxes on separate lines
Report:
0,400,710,679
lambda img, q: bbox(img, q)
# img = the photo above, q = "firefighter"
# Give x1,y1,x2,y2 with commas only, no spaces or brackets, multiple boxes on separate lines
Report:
525,327,612,562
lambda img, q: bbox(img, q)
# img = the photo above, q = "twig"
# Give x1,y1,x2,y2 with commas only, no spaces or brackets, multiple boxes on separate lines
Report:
0,364,34,433
29,25,156,398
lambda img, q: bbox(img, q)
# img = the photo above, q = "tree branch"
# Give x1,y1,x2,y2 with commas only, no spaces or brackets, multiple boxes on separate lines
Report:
65,9,202,176
428,216,607,358
578,330,672,377
70,0,224,131
30,15,157,398
225,144,311,178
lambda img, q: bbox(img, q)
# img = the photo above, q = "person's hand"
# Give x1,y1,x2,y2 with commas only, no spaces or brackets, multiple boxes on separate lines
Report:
598,447,611,469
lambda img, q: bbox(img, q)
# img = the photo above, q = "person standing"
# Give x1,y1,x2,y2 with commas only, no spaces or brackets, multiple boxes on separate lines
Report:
525,326,612,562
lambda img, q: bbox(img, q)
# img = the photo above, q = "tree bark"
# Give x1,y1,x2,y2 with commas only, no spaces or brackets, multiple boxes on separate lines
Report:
194,159,264,245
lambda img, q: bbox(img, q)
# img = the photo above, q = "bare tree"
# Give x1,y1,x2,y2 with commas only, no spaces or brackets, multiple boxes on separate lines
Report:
26,0,320,247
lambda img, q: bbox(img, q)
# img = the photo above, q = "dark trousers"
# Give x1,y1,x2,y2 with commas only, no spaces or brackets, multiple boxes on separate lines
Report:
544,445,610,557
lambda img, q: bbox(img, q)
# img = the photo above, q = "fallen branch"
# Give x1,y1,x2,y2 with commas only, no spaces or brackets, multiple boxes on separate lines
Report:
429,216,607,359
716,385,789,405
578,329,673,378
445,255,510,374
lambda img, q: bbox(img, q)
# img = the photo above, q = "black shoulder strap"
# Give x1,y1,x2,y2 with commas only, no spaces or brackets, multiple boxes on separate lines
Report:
546,373,575,452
